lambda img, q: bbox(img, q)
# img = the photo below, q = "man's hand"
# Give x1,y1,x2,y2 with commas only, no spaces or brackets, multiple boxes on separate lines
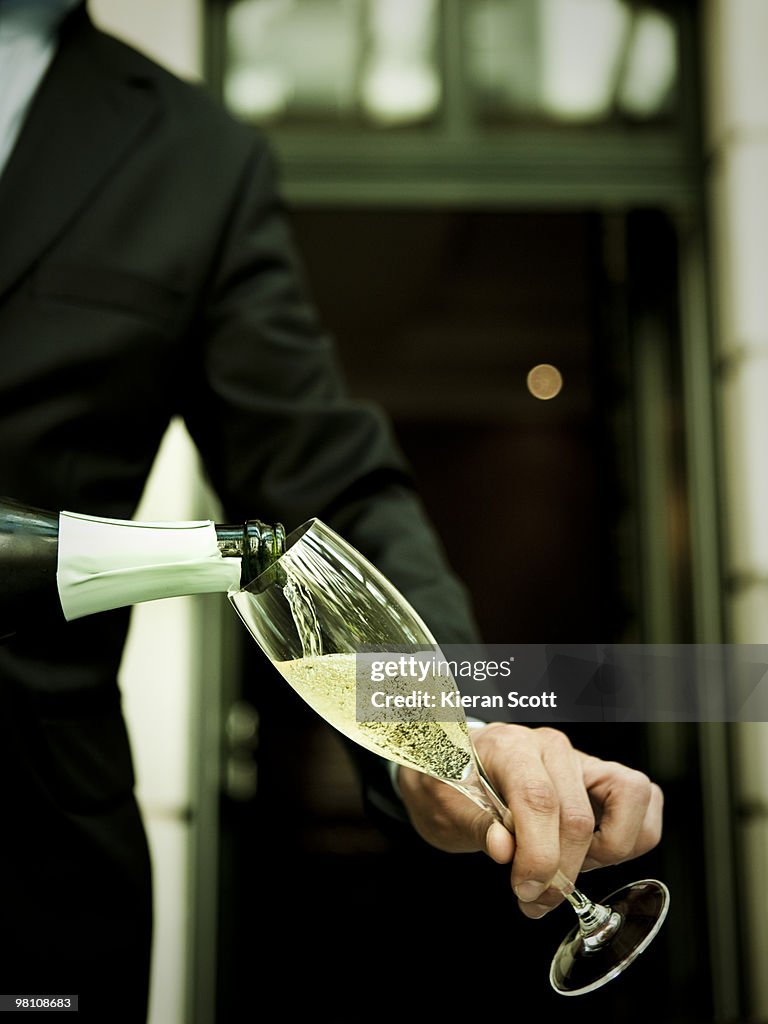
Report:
396,723,663,919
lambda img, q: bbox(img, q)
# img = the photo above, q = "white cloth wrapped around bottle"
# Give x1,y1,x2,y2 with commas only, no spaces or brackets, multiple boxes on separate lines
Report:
56,511,242,620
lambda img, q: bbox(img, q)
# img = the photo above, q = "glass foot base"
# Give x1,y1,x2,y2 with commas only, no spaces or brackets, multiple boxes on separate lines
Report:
550,878,670,996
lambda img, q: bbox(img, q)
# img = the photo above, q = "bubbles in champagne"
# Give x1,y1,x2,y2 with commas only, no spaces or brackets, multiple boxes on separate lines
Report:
276,653,473,782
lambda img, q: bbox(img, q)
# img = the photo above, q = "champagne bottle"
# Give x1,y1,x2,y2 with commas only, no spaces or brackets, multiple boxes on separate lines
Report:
0,496,285,638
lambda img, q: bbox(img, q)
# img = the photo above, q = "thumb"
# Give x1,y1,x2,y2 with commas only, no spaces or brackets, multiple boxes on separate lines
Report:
483,819,515,864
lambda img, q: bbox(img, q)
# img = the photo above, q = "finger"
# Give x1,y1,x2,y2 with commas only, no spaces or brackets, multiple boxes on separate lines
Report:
583,780,663,869
486,821,515,864
579,757,657,867
476,725,562,903
508,729,594,919
538,729,595,886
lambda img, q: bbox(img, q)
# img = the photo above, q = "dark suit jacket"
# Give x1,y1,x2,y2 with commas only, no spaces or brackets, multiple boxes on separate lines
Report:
0,5,478,1019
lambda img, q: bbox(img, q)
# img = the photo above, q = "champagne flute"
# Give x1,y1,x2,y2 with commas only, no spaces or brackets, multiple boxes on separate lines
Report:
229,518,669,996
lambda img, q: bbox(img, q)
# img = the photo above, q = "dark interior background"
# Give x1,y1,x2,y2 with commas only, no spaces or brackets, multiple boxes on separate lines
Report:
215,206,713,1023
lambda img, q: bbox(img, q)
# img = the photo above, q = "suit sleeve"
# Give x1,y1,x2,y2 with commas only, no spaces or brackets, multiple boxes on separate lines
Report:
180,136,481,828
182,136,480,644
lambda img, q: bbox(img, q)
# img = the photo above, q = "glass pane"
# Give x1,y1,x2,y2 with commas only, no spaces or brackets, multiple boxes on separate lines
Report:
466,0,679,127
222,0,442,128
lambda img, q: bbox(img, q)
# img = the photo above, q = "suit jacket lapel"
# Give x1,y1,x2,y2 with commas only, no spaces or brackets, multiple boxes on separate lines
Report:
0,5,159,302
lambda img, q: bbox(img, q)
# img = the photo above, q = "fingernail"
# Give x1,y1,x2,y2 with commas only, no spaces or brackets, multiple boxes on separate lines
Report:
514,880,546,902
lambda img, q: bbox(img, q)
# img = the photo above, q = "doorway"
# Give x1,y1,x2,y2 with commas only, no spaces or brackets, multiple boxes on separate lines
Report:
215,205,715,1023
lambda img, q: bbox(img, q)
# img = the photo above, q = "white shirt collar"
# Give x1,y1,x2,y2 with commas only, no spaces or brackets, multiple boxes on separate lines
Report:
0,1,83,179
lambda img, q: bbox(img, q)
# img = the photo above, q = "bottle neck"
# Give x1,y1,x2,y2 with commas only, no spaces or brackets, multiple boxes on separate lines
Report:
1,498,287,632
56,510,286,621
0,497,60,637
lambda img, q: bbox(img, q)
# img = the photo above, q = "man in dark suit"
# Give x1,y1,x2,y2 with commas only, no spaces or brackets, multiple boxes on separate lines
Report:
0,3,662,1019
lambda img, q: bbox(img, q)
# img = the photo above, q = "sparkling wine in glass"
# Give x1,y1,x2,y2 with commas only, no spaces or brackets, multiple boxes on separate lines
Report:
229,518,670,995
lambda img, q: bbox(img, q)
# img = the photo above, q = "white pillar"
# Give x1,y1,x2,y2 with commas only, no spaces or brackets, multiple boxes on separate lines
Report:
703,0,768,1016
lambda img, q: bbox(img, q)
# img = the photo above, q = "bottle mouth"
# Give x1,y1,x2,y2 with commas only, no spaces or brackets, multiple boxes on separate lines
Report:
239,519,289,588
250,520,287,570
235,517,320,593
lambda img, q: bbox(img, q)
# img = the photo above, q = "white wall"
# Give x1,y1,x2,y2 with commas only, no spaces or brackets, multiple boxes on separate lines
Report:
90,0,202,81
86,5,208,1024
118,422,218,1024
703,0,768,1016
